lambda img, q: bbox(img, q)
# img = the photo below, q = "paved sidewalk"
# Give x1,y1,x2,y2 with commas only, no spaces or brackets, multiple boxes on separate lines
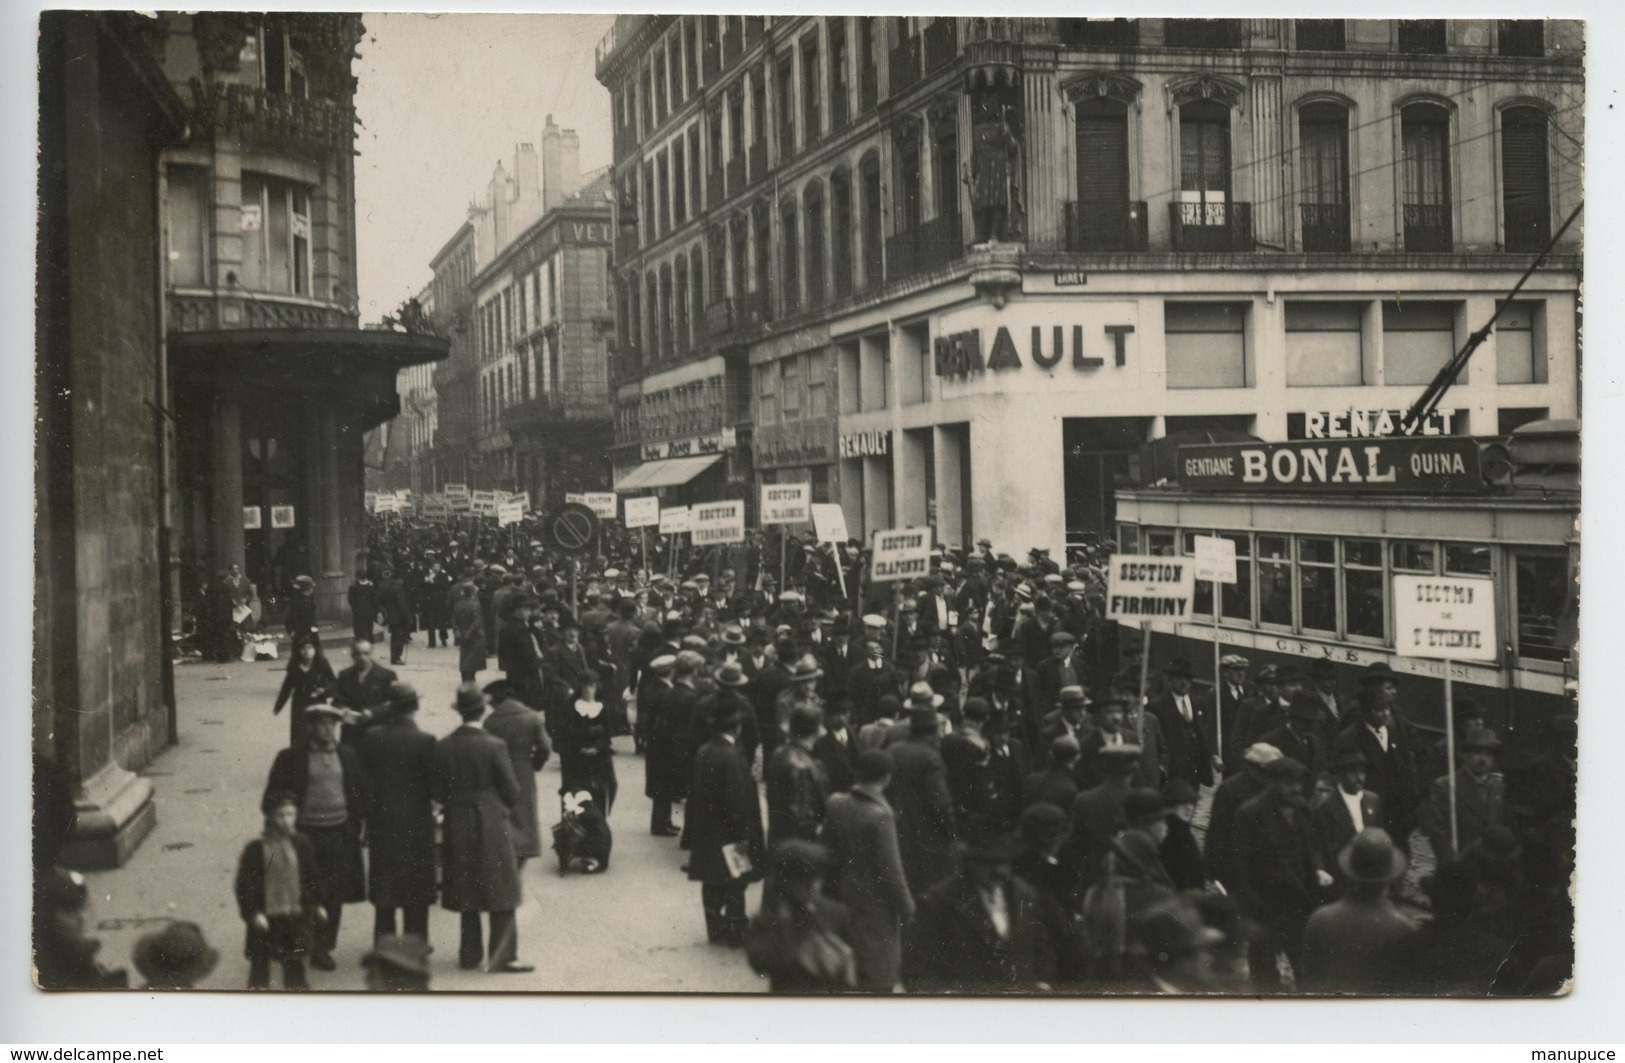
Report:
83,642,766,993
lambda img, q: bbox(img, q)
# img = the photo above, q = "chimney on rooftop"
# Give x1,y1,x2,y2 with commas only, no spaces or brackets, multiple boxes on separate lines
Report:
541,114,563,211
561,128,583,200
514,142,539,204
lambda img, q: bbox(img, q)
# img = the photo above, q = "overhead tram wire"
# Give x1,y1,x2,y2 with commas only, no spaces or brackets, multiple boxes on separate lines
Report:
1399,200,1583,435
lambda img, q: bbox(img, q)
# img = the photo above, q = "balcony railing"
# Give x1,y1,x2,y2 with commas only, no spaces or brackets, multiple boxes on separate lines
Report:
704,292,768,337
504,384,614,433
887,213,963,281
1163,18,1245,49
168,291,356,333
924,19,957,72
216,84,355,159
1168,200,1254,252
1059,18,1139,48
1299,201,1351,252
1403,203,1452,252
889,38,921,95
725,155,746,196
748,140,767,184
1063,200,1148,252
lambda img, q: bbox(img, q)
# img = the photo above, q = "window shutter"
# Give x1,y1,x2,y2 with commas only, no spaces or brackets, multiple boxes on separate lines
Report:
1502,108,1551,251
1075,103,1129,205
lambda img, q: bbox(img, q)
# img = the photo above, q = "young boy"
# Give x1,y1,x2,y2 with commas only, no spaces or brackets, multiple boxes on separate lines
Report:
234,791,325,989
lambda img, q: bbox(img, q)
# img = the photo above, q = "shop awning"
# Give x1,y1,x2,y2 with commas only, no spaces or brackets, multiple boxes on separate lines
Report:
613,454,724,492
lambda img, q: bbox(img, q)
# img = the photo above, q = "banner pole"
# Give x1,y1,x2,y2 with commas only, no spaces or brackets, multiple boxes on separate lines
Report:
1445,661,1459,857
1213,581,1223,772
641,526,648,576
780,532,787,597
1137,621,1152,745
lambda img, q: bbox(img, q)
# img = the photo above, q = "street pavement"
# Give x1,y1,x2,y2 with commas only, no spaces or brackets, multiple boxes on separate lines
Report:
82,637,767,993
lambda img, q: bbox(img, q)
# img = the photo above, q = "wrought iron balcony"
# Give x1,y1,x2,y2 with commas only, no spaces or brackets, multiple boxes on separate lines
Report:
1064,200,1148,252
1168,200,1254,252
207,84,354,159
1299,201,1351,252
889,39,921,94
1403,203,1452,252
924,19,958,73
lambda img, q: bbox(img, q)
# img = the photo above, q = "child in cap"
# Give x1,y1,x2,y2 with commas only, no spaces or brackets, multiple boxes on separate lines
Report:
233,790,324,990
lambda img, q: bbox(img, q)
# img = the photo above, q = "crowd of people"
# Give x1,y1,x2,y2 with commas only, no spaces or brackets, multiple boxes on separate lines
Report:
34,509,1577,995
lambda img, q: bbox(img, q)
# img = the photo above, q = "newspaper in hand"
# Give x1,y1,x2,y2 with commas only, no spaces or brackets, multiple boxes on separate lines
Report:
721,841,754,879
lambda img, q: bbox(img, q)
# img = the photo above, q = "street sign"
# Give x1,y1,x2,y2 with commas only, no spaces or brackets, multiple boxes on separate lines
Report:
1106,554,1196,624
270,505,296,529
869,528,932,582
547,503,601,554
243,506,262,529
691,500,745,545
1193,535,1237,584
581,492,618,520
658,505,690,535
761,483,811,525
497,498,525,527
623,496,660,529
1392,575,1498,662
810,503,848,545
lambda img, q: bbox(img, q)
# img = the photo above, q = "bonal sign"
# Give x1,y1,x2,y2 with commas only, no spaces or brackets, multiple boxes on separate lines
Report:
1193,536,1237,585
1106,555,1196,624
761,483,811,525
691,500,745,545
658,505,691,535
870,528,932,582
810,503,849,545
1178,438,1482,494
1392,575,1497,662
623,496,660,529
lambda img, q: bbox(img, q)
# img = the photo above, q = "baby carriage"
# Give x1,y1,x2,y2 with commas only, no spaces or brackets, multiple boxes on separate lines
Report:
550,790,613,876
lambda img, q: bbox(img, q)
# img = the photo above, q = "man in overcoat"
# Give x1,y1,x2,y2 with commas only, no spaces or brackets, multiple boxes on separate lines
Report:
765,705,831,846
331,639,397,750
1311,746,1385,895
818,750,915,991
452,580,487,684
360,682,437,945
885,703,958,900
1146,658,1214,790
649,651,703,836
1232,756,1331,990
482,678,551,866
686,699,765,947
377,567,413,666
263,704,369,970
434,685,531,973
1419,726,1507,863
499,594,546,712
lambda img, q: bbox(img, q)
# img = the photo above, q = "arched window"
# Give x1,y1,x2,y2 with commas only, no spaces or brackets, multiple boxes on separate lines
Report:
804,180,826,308
674,254,690,352
1175,99,1233,250
780,196,800,312
1400,102,1452,251
1298,101,1351,251
1074,96,1133,251
859,152,883,289
830,168,854,298
1501,105,1551,252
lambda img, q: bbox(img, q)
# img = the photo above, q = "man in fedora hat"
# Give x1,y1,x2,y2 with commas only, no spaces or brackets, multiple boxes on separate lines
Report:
1336,674,1421,855
886,687,958,900
434,684,531,973
1012,802,1089,988
1420,726,1507,862
360,682,438,948
481,677,550,866
846,630,901,727
1232,756,1332,990
1260,691,1330,785
647,651,704,838
1147,658,1214,790
1299,828,1417,993
773,653,826,737
134,921,219,990
820,749,915,991
362,933,431,993
686,695,765,947
262,702,368,971
697,659,761,768
1312,746,1384,891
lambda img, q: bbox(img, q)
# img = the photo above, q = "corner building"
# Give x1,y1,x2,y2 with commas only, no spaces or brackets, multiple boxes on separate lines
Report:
597,17,1580,550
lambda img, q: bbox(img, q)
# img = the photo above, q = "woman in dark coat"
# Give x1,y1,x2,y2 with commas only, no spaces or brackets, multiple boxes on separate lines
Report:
499,595,546,711
556,669,618,813
452,581,487,684
273,634,336,747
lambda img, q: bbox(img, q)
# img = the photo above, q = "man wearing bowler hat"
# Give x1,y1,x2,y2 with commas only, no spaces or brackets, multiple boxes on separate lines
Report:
1420,726,1507,862
1299,828,1417,993
686,696,765,947
1147,658,1214,790
1232,756,1332,990
360,682,438,948
1260,691,1331,784
886,689,958,900
1336,669,1421,855
1312,745,1385,892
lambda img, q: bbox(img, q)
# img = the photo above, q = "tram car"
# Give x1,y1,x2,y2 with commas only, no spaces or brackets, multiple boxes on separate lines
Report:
1114,422,1577,746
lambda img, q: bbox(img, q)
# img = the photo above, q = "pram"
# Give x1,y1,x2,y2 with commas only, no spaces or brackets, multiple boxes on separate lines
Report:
550,790,613,876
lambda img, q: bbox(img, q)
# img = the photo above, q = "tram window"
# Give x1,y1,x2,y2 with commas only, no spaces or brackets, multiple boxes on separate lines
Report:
1344,538,1385,640
1147,529,1176,556
1391,540,1437,573
1117,524,1140,554
1186,532,1214,616
1299,536,1337,632
1258,535,1293,627
1514,550,1573,663
1220,532,1252,623
1444,544,1492,576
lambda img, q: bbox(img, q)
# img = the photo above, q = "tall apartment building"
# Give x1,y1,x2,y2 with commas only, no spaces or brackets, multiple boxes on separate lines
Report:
596,17,1581,549
428,119,616,506
374,286,441,494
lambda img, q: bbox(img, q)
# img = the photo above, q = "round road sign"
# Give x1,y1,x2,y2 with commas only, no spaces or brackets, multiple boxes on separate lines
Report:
547,502,600,555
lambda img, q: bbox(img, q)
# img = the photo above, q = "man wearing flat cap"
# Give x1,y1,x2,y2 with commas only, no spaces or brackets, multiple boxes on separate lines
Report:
1203,742,1281,891
1419,726,1507,862
1215,654,1253,772
1035,630,1086,721
360,682,438,948
1232,756,1332,989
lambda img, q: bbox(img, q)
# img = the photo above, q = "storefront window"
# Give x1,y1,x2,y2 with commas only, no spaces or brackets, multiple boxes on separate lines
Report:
1298,536,1336,632
1514,549,1572,663
1343,538,1385,639
1445,543,1492,576
1391,540,1437,573
1258,534,1293,627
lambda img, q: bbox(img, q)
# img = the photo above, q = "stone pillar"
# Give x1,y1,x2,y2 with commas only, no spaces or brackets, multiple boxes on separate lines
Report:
211,390,246,573
1249,73,1286,249
1022,53,1059,247
316,405,346,620
974,398,1065,558
211,142,244,324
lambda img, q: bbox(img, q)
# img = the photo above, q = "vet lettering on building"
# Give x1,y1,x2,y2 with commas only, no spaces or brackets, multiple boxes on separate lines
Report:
1177,438,1483,493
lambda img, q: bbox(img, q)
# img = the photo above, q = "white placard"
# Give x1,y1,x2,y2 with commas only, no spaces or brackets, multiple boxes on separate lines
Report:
869,528,932,582
1392,575,1498,662
1193,535,1237,585
508,491,531,512
565,492,586,504
270,505,296,529
761,483,811,525
471,497,499,517
448,494,471,512
1106,554,1197,624
624,496,660,529
582,492,618,520
810,503,849,545
243,506,263,530
658,505,690,535
444,483,469,497
690,500,745,545
497,499,526,527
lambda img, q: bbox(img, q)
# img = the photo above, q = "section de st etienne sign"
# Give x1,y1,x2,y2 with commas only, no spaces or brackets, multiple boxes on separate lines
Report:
1177,437,1482,494
1392,575,1498,662
1106,555,1197,623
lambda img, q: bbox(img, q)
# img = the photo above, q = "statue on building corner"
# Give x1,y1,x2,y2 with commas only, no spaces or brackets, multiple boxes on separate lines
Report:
964,96,1023,244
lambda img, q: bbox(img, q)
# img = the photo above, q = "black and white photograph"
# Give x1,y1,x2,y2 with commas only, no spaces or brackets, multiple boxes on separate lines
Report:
32,8,1583,1003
